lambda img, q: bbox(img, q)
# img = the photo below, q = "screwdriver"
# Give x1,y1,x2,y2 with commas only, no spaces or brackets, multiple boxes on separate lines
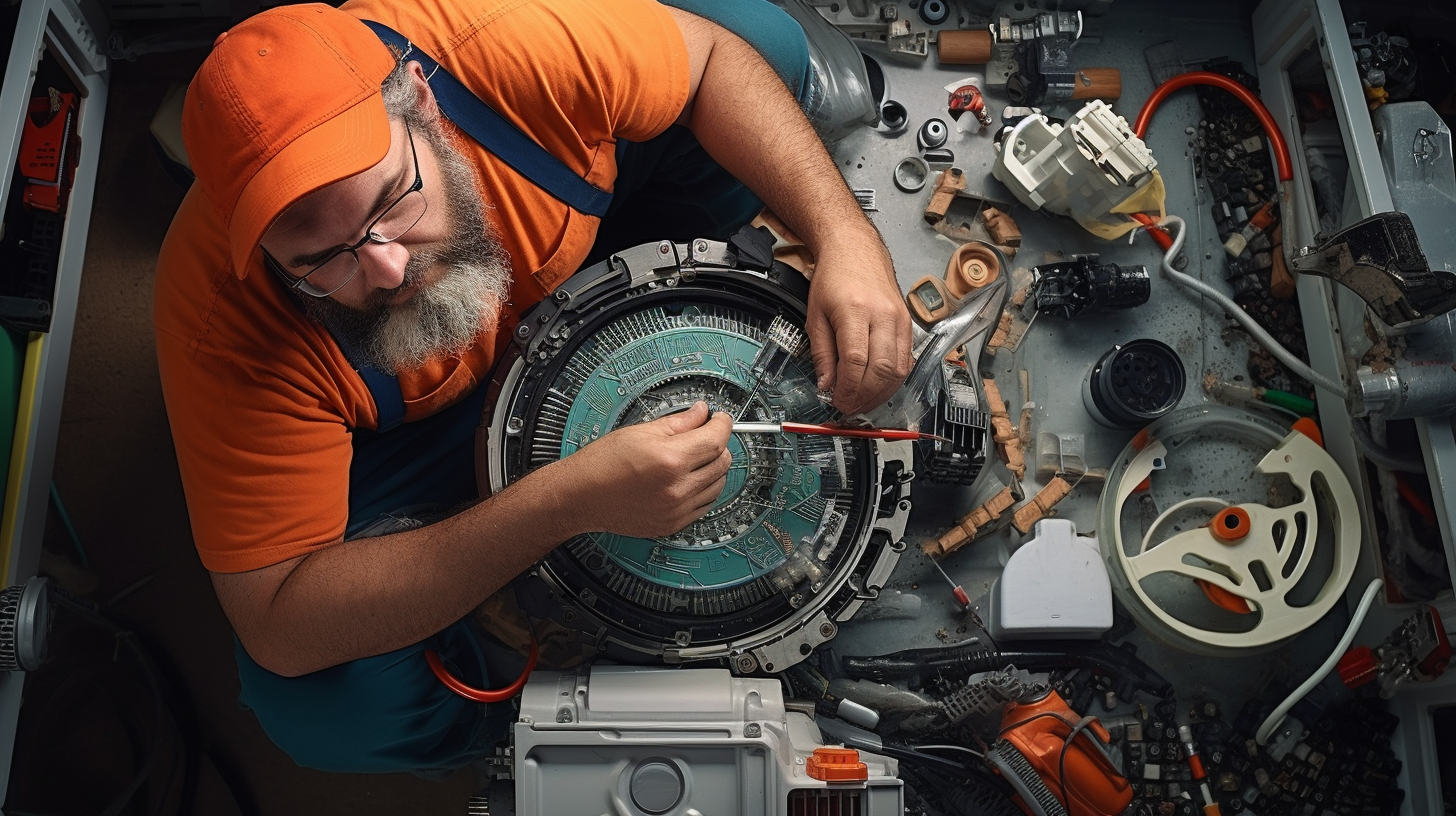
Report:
731,421,950,442
928,557,971,610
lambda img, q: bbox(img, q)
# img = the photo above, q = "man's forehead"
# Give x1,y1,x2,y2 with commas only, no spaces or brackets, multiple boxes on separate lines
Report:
266,119,404,242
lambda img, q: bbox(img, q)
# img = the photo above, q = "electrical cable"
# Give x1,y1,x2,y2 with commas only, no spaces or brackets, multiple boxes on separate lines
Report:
878,742,979,775
1056,716,1096,815
914,743,985,759
1254,577,1383,745
834,640,1176,700
1133,70,1293,182
1155,215,1348,398
426,638,539,703
1351,420,1427,474
49,593,165,816
31,586,246,816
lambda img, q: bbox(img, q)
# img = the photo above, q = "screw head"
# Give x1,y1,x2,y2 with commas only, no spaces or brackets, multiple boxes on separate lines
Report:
734,654,758,673
556,708,573,723
744,723,762,738
818,622,836,639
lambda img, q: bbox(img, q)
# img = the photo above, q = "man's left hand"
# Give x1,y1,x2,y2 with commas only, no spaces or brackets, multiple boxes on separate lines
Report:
804,233,912,416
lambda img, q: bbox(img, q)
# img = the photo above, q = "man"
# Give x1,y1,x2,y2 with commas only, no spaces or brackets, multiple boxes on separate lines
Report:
156,0,910,774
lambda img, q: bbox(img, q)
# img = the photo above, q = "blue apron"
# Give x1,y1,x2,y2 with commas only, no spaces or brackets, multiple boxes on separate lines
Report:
234,0,810,774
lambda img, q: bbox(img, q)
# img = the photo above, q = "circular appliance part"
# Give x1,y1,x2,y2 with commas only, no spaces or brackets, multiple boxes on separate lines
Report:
918,0,949,26
878,100,908,135
0,575,50,672
1095,405,1362,655
487,234,913,672
945,241,1001,299
1082,339,1186,429
918,117,949,150
893,156,929,193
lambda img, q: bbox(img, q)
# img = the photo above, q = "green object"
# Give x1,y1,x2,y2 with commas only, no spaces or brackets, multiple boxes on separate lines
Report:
50,482,88,569
0,327,25,484
1260,387,1317,416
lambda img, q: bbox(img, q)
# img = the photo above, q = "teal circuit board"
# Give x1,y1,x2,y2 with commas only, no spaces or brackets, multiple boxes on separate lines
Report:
527,303,858,614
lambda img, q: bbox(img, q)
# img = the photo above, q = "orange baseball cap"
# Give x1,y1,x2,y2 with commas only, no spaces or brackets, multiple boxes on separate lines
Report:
181,3,397,278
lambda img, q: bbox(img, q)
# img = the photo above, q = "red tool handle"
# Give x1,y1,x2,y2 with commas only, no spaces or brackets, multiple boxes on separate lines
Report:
780,422,923,441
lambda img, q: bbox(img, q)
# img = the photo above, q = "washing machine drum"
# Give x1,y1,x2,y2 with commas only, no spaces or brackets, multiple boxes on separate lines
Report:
484,233,911,673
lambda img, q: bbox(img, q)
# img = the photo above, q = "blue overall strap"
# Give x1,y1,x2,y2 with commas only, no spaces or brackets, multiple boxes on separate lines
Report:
357,367,405,432
330,328,406,432
361,20,613,219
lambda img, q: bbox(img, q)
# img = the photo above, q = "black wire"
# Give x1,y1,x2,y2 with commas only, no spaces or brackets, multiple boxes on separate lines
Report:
996,710,1075,738
46,590,226,816
993,709,1095,816
1056,718,1095,815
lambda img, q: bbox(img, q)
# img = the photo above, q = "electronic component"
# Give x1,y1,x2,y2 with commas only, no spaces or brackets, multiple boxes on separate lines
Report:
907,275,955,326
513,666,903,816
1031,254,1150,318
489,230,913,672
992,101,1158,235
1082,339,1185,430
1337,605,1454,698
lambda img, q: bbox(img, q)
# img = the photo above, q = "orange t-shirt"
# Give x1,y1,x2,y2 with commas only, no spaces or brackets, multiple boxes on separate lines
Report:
155,0,690,574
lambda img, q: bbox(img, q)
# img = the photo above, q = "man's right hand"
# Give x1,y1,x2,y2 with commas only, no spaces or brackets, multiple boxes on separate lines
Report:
556,401,733,538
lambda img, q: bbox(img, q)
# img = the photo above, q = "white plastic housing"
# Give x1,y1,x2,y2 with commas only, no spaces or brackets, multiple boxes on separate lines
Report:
990,519,1113,640
991,100,1157,227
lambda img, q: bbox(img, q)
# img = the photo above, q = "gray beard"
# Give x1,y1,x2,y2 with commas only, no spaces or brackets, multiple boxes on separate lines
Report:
306,119,511,375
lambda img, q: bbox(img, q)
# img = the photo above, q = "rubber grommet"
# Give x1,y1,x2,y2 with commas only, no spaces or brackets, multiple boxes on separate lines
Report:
893,156,930,193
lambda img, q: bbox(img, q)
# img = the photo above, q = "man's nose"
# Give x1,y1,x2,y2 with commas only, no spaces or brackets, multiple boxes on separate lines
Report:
355,240,410,290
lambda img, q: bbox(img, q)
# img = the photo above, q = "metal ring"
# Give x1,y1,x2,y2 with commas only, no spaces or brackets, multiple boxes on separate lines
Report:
893,156,930,193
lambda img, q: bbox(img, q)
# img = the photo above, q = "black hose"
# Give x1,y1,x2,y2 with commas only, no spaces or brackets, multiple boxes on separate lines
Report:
833,640,1175,700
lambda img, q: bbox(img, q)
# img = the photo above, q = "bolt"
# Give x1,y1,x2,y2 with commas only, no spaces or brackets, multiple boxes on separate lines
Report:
744,723,762,738
819,622,836,639
735,654,758,673
556,708,573,723
516,324,531,337
658,241,672,256
507,417,524,434
695,240,709,254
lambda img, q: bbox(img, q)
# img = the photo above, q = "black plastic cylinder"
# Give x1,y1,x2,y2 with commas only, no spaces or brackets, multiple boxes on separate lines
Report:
1082,338,1186,429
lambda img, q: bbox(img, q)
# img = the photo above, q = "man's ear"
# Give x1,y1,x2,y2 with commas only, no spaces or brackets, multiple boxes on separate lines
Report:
405,60,440,120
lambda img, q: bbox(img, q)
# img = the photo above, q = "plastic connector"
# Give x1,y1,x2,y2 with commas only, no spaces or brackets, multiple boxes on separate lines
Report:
806,747,868,782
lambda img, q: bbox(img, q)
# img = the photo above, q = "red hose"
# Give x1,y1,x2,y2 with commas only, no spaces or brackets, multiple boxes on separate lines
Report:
1134,71,1293,182
426,638,539,702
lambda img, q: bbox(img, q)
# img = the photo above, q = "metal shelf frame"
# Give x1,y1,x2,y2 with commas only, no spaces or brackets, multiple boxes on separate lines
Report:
1253,2,1456,814
0,0,109,802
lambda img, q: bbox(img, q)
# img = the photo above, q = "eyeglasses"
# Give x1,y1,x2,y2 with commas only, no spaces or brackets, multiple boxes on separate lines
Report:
265,120,428,298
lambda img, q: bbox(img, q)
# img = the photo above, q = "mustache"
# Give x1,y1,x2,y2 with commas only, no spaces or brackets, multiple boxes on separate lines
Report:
363,254,434,311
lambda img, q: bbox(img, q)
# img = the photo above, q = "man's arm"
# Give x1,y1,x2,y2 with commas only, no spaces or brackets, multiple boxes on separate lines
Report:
665,7,912,416
213,403,731,676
